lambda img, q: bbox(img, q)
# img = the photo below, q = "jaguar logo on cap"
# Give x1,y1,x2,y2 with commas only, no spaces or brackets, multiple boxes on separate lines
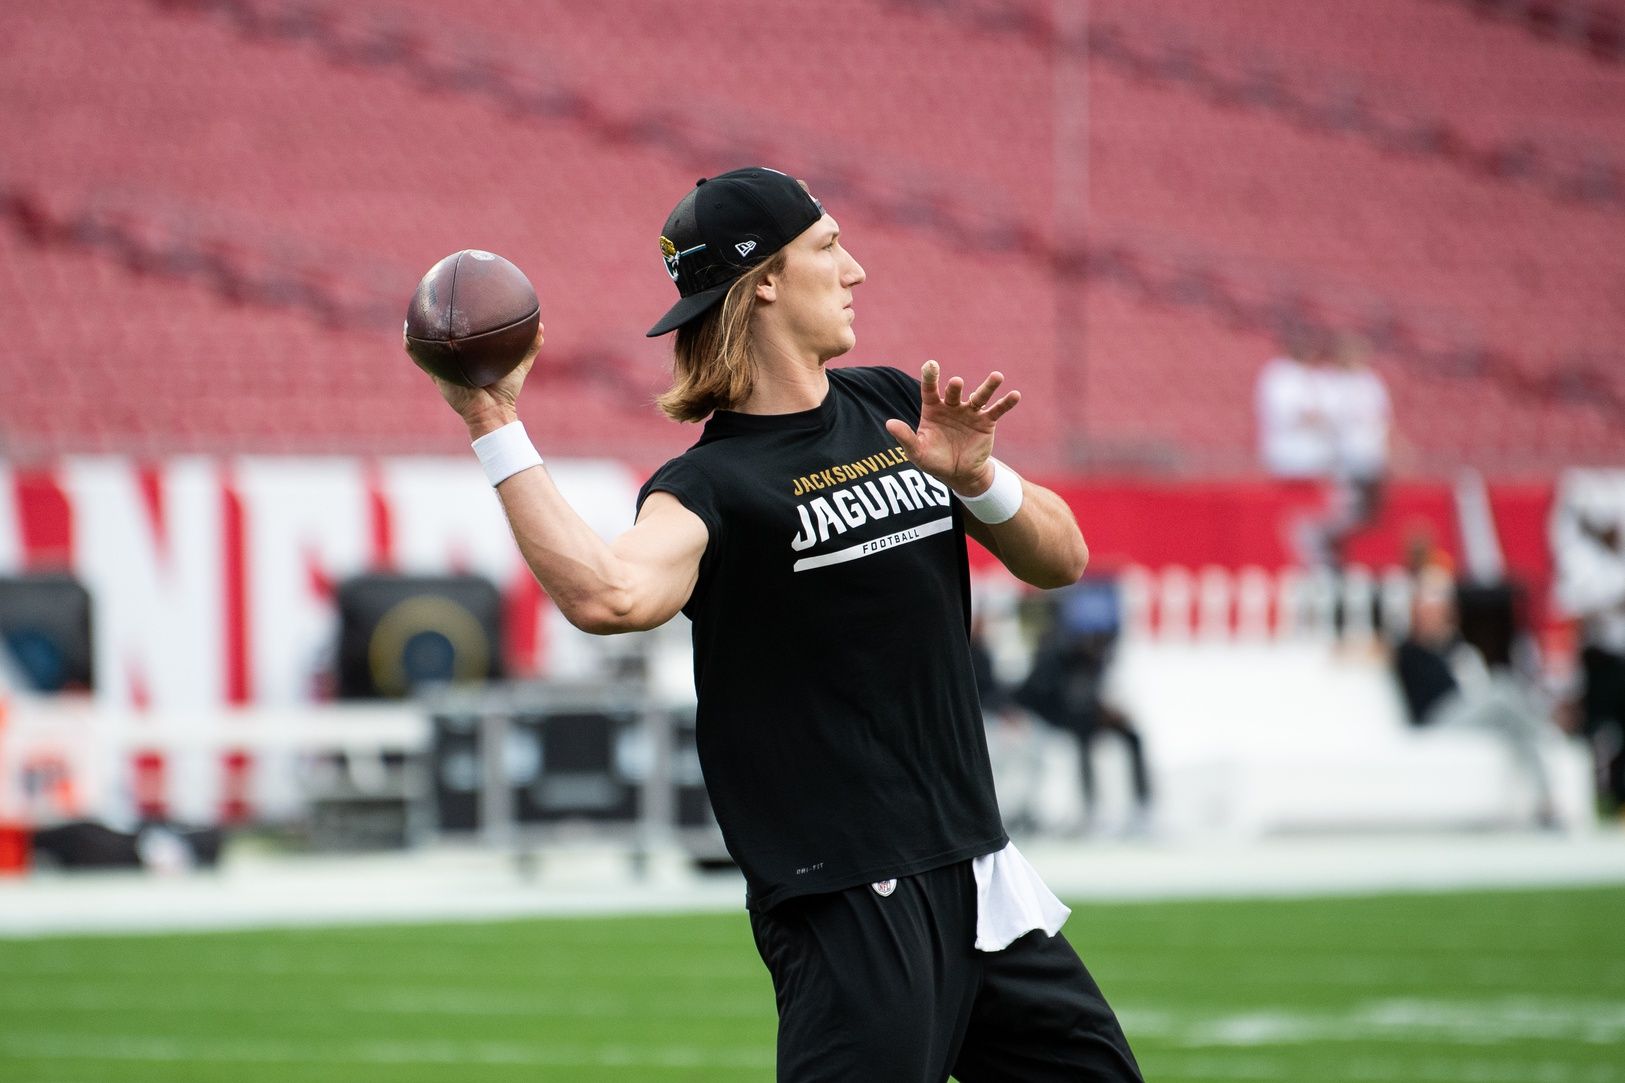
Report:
647,166,825,337
660,235,707,283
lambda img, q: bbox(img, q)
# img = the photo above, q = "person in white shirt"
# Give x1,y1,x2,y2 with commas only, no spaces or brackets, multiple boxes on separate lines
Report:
1321,332,1392,559
1256,329,1338,481
1326,332,1392,489
1257,331,1392,571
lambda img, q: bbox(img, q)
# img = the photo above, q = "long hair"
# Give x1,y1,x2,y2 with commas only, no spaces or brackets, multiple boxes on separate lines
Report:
658,250,787,423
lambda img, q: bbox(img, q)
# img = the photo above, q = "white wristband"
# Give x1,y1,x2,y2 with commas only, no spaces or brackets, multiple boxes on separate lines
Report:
954,459,1024,525
471,420,543,487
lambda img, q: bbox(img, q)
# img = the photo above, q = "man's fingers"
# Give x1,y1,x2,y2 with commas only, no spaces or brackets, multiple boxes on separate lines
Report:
920,359,940,403
917,359,1014,423
885,418,919,456
968,371,1004,410
985,390,1021,423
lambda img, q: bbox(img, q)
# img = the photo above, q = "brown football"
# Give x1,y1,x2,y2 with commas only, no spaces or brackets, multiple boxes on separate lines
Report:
404,250,540,388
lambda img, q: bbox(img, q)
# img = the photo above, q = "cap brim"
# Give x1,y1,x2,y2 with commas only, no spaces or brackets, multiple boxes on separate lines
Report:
646,281,734,337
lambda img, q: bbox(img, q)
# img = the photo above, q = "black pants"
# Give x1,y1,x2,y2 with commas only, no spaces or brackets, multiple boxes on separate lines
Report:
749,860,1142,1082
1582,646,1625,808
1076,706,1152,814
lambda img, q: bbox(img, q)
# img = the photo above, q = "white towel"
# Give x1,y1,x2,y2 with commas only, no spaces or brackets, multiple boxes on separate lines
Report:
971,841,1071,952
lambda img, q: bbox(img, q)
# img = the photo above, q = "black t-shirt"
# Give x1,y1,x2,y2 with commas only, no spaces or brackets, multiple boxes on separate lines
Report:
637,365,1007,911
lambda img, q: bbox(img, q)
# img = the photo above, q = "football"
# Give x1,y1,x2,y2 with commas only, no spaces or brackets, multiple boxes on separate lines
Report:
404,250,540,388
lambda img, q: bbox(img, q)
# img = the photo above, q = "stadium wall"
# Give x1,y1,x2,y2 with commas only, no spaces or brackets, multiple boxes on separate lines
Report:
0,457,1568,711
0,457,1599,837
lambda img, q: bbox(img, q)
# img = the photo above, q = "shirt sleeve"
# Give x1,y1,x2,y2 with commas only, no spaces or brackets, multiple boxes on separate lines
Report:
637,456,723,541
849,365,923,427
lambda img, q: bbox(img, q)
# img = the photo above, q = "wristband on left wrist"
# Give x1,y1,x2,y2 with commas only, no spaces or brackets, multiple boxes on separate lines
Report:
953,458,1024,525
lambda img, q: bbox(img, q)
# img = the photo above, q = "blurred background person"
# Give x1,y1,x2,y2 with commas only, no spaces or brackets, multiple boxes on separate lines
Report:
1392,567,1560,827
1258,328,1393,576
1256,325,1337,499
1322,331,1392,564
1015,579,1152,836
1553,497,1625,817
970,609,1045,835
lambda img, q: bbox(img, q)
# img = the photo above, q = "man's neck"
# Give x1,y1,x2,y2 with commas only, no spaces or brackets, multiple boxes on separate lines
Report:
739,344,831,415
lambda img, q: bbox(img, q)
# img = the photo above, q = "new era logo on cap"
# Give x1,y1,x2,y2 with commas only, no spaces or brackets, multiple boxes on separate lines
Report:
646,166,825,337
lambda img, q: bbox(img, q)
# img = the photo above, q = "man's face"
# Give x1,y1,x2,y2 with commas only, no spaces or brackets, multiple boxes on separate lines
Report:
759,214,866,361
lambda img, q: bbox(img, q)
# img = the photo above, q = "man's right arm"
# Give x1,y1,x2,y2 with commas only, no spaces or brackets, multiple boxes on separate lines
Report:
417,327,706,636
491,467,706,635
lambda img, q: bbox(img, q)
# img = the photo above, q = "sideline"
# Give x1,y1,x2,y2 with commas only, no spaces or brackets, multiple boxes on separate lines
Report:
2,829,1623,937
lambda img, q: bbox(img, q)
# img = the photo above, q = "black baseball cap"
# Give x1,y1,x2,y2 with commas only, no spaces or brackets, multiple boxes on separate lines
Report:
646,166,824,337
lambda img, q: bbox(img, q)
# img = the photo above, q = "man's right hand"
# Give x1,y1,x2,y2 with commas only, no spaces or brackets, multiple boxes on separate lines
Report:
408,323,544,438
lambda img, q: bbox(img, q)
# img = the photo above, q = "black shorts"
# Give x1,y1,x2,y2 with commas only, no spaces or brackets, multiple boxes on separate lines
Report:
749,859,1142,1083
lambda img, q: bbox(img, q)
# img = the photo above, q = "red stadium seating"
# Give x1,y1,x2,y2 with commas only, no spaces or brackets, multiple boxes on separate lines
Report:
1446,0,1625,64
1122,0,1625,145
1,0,1621,473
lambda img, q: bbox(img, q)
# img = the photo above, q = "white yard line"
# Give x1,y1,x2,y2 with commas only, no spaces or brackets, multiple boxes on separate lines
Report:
1117,997,1625,1048
1150,1053,1622,1083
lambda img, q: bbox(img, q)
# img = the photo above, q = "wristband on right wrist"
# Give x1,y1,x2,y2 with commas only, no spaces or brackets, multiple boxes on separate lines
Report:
471,420,543,487
953,459,1024,524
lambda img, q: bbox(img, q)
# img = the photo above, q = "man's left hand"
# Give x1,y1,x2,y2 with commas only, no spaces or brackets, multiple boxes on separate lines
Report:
885,360,1021,496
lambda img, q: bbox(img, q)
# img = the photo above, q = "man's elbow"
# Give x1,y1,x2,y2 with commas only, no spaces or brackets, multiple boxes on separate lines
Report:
568,609,634,636
1023,534,1089,590
559,587,643,637
1064,534,1091,584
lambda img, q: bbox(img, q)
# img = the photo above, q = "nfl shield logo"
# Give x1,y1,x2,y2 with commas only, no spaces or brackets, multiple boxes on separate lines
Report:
871,879,897,897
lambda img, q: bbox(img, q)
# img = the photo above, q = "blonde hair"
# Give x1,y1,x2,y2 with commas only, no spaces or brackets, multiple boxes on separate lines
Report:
658,251,787,423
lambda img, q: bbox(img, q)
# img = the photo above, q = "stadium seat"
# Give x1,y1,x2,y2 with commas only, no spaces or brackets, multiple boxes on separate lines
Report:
1,0,1621,469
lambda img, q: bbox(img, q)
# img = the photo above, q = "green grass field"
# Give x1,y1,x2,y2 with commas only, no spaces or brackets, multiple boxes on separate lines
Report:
2,885,1622,1082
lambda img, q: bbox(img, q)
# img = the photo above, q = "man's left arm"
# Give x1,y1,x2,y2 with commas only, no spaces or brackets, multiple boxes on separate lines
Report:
960,480,1088,589
885,360,1089,590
